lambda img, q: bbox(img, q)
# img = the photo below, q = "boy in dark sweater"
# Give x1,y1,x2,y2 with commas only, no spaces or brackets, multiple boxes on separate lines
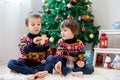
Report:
47,19,94,77
7,12,52,80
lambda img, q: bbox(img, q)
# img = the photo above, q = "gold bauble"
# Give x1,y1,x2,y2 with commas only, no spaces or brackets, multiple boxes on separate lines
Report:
86,15,90,20
89,33,94,38
49,37,54,42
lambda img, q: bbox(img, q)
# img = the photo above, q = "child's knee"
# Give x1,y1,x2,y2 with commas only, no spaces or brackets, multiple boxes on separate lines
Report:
7,59,16,68
46,55,54,61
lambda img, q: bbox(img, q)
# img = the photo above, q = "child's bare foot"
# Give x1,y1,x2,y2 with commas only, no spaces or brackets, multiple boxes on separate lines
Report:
52,69,57,75
27,71,48,80
55,61,62,76
37,71,48,78
70,72,83,78
27,75,35,80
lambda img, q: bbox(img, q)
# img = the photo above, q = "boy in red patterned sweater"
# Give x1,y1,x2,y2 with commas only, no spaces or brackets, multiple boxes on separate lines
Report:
47,19,94,77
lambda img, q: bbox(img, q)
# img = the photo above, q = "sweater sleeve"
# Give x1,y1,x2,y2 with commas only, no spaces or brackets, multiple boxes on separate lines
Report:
54,40,64,61
19,35,50,55
77,41,86,63
19,35,32,54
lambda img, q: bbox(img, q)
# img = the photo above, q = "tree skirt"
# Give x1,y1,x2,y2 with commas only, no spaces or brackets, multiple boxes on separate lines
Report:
0,68,120,80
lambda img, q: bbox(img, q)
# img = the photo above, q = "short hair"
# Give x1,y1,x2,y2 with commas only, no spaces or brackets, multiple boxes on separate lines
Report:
25,12,42,26
60,19,79,35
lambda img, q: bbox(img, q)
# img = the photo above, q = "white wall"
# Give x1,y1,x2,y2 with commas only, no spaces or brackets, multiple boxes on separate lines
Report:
0,0,31,65
91,0,120,29
31,0,42,12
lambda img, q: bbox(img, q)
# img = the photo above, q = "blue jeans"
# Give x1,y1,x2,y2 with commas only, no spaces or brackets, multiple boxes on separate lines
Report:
7,59,52,74
46,55,94,76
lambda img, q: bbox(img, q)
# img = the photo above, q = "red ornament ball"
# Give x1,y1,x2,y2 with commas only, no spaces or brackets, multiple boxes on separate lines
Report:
81,16,86,21
82,27,86,32
45,9,50,14
90,18,94,23
73,0,77,3
67,15,72,19
56,16,60,21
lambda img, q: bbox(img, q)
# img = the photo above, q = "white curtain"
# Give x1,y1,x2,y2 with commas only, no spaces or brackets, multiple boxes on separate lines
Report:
0,0,32,65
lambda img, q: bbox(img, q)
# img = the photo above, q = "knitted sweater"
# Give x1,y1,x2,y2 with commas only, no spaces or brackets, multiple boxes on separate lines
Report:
19,33,50,62
56,37,86,63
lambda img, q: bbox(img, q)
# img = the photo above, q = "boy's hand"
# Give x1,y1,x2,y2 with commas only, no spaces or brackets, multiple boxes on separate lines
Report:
33,37,42,44
41,60,46,64
33,35,48,45
76,61,85,68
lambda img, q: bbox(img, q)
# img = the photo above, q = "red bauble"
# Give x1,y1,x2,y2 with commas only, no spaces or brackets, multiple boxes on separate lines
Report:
67,15,72,19
90,18,94,23
56,16,60,21
45,9,50,14
81,16,86,21
82,27,86,32
73,0,77,3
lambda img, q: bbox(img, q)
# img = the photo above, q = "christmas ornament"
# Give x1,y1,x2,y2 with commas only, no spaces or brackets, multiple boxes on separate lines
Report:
104,54,112,69
78,16,81,21
49,37,54,42
87,5,90,8
44,3,48,7
67,3,72,8
57,0,62,2
81,16,86,21
56,16,60,21
67,15,72,19
90,18,94,23
73,0,77,3
99,33,108,48
86,15,90,20
82,27,86,32
45,9,50,14
89,33,94,38
111,54,120,70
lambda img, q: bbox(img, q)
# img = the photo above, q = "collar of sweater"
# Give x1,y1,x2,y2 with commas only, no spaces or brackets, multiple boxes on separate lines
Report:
63,36,77,44
27,33,41,39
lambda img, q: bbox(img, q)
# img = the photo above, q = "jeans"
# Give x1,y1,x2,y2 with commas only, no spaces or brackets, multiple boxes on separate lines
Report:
7,59,52,74
46,55,94,76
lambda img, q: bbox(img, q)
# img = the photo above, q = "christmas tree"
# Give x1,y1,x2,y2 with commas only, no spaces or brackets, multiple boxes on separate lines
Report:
40,0,100,48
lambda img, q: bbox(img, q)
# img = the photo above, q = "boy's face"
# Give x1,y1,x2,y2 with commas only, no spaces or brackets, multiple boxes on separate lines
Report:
26,17,41,35
60,26,75,40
